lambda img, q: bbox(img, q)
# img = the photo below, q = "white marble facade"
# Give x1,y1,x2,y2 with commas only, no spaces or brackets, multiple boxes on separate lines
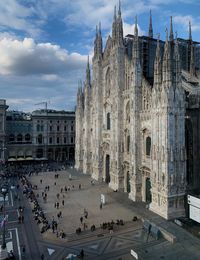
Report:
75,5,200,219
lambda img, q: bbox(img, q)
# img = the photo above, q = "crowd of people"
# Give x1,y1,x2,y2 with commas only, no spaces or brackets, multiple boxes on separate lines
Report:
20,175,51,234
2,161,70,178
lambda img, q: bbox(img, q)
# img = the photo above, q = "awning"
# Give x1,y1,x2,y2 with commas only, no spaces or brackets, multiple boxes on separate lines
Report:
17,157,26,161
8,158,17,162
25,157,33,161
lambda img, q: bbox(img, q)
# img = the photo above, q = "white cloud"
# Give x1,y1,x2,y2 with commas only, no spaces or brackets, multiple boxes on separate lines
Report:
0,0,43,37
123,22,145,37
0,37,87,76
174,15,200,32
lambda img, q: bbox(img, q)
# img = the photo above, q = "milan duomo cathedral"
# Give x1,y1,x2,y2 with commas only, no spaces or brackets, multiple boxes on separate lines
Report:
75,3,200,219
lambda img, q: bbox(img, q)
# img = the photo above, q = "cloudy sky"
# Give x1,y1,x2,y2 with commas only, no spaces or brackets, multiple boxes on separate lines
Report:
0,0,200,112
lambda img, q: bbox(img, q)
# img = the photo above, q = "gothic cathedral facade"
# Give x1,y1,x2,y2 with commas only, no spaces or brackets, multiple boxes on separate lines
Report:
75,5,200,219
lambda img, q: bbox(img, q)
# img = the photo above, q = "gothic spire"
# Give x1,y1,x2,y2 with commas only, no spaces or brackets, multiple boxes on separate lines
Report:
94,23,103,59
97,22,103,57
154,33,162,89
189,21,192,41
174,33,181,85
99,21,101,35
96,25,98,37
169,16,174,42
133,16,140,65
112,5,117,42
114,5,117,21
148,10,153,38
116,1,123,46
162,28,172,85
118,0,121,17
86,56,91,86
134,15,138,37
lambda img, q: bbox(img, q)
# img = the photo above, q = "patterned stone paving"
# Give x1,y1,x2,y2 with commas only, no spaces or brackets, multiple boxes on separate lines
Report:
37,228,166,259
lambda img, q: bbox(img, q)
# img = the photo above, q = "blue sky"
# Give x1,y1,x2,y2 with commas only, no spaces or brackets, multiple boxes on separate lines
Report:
0,0,199,112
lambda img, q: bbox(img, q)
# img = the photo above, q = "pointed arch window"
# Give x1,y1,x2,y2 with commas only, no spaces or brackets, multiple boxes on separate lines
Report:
146,136,151,156
107,113,111,130
106,68,111,97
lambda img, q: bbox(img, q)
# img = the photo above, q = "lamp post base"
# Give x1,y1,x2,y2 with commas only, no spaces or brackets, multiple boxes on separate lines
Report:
0,247,8,260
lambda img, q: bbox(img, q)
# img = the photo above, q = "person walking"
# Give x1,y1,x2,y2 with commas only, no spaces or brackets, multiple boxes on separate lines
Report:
62,200,65,206
41,253,44,260
80,249,84,259
80,216,83,224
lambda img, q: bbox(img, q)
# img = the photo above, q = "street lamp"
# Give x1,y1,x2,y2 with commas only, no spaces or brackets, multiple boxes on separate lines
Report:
1,185,8,250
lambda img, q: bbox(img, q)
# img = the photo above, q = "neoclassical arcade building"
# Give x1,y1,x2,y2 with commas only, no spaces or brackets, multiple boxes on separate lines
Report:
75,5,200,219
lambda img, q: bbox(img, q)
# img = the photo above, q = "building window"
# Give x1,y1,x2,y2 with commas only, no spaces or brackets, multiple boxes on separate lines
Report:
146,136,151,156
41,125,44,131
38,134,43,144
71,125,74,131
57,125,60,131
37,124,40,131
9,134,15,142
64,126,67,131
49,137,52,144
25,134,31,142
71,137,73,144
17,134,23,142
107,113,111,130
57,137,59,144
50,125,52,131
64,137,67,144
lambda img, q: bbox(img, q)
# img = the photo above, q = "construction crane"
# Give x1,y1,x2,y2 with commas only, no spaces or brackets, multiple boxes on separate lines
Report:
35,101,48,110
